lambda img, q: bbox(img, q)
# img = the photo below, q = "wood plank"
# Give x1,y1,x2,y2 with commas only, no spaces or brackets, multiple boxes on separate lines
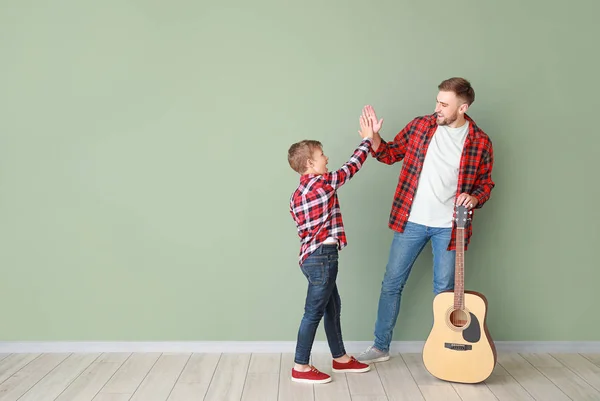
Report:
521,353,600,401
98,352,161,395
483,363,534,401
519,353,562,368
375,353,424,401
451,382,498,401
278,353,314,401
582,354,600,367
497,353,570,401
54,353,130,401
0,353,70,401
167,353,220,401
173,353,220,384
92,394,131,401
241,353,280,401
0,354,40,385
401,354,462,401
351,396,389,401
419,385,462,401
345,359,387,400
311,353,351,401
203,353,251,401
129,353,190,401
18,353,100,401
552,353,600,392
401,353,447,387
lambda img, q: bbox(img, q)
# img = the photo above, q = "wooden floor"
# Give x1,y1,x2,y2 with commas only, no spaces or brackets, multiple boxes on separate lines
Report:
1,352,599,400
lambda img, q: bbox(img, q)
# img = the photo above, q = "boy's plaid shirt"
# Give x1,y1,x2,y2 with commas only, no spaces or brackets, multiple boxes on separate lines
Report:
290,138,373,265
372,113,495,250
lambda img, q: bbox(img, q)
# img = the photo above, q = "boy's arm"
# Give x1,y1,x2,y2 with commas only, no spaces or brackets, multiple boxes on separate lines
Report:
370,119,414,165
323,138,372,189
471,140,495,208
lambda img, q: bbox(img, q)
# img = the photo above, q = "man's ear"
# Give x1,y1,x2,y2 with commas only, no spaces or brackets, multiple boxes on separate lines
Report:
459,103,469,114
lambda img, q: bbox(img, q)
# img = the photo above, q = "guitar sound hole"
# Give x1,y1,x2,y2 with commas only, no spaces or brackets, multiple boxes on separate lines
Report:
449,309,469,328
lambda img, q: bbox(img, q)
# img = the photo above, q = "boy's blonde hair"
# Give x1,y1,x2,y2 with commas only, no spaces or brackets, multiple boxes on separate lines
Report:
288,140,322,174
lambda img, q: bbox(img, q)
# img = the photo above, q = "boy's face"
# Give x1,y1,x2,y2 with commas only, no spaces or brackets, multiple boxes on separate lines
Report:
307,147,329,175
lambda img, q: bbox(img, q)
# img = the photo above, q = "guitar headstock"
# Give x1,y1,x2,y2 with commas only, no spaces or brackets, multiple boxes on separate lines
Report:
454,205,470,228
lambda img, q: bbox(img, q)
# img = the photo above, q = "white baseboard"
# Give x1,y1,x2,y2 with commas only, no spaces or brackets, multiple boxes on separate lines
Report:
0,341,599,354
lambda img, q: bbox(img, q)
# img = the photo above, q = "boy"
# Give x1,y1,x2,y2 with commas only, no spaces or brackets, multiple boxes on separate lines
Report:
287,113,375,383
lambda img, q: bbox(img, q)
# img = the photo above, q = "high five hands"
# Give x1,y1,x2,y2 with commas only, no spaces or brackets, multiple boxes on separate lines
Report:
360,105,383,151
358,113,374,139
362,105,384,134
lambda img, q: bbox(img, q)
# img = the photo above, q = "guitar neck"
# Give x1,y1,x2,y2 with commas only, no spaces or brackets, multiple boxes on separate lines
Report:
454,227,465,309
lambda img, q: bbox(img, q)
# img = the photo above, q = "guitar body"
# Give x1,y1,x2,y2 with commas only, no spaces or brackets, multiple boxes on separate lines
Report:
422,290,497,383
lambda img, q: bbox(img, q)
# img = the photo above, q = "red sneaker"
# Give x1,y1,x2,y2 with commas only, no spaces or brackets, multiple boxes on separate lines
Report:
291,366,332,384
332,356,371,373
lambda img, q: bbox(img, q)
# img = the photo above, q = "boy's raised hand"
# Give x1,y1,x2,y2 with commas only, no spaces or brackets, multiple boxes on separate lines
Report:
362,105,384,134
359,113,374,139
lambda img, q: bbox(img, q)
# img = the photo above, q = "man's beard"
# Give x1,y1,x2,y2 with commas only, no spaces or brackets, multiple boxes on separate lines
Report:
436,111,457,126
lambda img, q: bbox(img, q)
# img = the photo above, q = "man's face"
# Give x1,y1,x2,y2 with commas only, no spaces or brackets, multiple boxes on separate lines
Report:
434,90,465,126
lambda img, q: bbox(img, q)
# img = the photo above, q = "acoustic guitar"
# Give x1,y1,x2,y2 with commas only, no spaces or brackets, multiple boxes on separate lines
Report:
422,205,496,383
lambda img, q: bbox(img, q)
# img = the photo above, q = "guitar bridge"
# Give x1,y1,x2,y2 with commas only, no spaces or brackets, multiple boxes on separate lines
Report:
445,343,472,351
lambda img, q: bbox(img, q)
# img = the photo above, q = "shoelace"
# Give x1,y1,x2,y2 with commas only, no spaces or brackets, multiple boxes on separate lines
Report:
344,356,361,365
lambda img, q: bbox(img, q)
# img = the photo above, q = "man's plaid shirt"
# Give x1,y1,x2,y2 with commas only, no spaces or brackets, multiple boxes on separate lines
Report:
290,138,373,265
372,113,494,250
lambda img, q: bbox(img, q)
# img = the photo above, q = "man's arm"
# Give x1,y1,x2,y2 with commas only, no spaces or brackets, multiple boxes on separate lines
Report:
471,141,495,208
370,125,410,165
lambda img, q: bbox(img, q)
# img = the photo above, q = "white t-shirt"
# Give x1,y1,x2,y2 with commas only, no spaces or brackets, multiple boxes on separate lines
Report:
408,122,469,228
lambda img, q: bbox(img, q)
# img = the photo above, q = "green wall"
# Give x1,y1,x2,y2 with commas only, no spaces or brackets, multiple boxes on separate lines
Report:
1,0,598,342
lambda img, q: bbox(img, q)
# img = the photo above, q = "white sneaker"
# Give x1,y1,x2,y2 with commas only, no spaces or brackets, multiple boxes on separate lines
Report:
356,346,390,363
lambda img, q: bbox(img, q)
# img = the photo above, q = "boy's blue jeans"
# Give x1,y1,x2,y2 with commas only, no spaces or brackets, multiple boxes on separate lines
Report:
294,244,346,365
374,221,456,352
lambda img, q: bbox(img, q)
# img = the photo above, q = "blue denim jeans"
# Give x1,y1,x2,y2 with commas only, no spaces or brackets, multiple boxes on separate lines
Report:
294,244,346,365
373,221,455,352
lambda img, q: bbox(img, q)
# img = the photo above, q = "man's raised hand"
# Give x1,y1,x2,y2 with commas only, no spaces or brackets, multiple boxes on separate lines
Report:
362,105,384,134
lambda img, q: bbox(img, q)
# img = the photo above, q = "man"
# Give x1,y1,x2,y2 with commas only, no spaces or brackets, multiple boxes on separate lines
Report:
357,77,495,363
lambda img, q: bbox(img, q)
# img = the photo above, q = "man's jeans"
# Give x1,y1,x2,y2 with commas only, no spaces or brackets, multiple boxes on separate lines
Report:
373,221,455,352
294,244,346,365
